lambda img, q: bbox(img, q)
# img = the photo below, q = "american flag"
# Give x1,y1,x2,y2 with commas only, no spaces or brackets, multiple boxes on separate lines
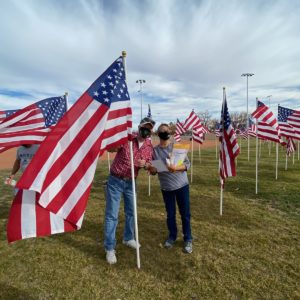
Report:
286,137,296,156
219,90,240,188
183,110,202,130
0,109,18,123
238,128,248,139
215,123,221,137
174,118,185,142
7,56,132,242
248,118,257,137
252,100,285,145
278,105,298,140
192,124,204,144
0,96,66,153
147,104,152,118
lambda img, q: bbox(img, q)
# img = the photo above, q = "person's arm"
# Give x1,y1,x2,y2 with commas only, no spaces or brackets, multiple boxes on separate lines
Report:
8,159,21,180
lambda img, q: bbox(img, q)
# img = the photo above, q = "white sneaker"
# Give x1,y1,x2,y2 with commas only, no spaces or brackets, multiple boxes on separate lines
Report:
122,239,141,249
106,250,117,264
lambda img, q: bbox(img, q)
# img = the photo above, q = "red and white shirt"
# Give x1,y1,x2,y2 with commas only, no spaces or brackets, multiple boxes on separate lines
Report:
110,138,153,178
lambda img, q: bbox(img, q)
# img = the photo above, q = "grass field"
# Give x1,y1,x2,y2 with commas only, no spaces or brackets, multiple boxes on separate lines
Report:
0,140,299,299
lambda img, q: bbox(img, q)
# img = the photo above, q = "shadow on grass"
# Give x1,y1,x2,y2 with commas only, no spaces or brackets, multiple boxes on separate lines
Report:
0,282,34,300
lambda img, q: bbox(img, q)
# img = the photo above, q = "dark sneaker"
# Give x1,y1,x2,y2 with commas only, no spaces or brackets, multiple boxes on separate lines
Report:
183,241,193,254
164,238,175,249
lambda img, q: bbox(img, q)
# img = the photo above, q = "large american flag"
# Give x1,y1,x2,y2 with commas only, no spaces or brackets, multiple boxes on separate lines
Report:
174,118,185,142
252,100,285,145
219,91,240,187
0,96,66,153
278,105,299,140
7,56,132,242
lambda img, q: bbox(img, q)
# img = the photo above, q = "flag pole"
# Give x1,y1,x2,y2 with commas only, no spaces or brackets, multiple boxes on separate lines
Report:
148,175,151,196
269,141,271,156
298,141,299,160
239,137,242,153
220,185,223,216
285,153,288,171
276,143,278,180
64,92,69,110
191,137,194,183
255,98,258,194
122,51,140,269
293,151,295,165
215,135,218,160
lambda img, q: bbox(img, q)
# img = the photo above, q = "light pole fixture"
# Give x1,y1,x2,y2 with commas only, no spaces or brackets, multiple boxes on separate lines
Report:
241,73,254,161
136,79,146,120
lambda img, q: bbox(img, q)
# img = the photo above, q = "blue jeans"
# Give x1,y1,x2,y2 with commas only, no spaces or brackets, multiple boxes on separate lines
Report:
161,184,192,242
104,175,135,251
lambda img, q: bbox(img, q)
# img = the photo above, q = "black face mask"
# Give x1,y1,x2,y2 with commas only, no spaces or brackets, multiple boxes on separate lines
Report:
158,131,170,140
139,127,151,138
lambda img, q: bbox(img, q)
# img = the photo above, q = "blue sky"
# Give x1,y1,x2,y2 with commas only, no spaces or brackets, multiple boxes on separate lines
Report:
1,0,300,127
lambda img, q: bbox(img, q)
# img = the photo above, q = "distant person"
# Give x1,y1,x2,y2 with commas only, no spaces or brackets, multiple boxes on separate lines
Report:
7,144,39,193
149,123,193,254
104,117,155,264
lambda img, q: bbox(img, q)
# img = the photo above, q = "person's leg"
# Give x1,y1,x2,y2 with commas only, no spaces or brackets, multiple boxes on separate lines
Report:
176,185,192,242
161,189,177,241
104,175,123,251
123,179,135,242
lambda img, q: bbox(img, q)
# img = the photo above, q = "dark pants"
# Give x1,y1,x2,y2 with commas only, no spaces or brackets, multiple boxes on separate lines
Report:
161,184,192,242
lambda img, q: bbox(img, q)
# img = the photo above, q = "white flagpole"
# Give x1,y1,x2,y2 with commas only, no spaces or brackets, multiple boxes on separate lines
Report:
298,141,299,160
220,185,223,216
64,91,69,110
191,138,194,183
285,153,288,171
269,141,271,156
276,143,278,180
255,98,258,194
122,51,140,269
107,151,111,172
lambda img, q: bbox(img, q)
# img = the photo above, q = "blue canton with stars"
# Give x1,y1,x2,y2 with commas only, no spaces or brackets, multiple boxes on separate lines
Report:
87,57,130,106
4,109,18,117
36,96,67,127
278,105,295,122
220,96,232,131
257,100,264,108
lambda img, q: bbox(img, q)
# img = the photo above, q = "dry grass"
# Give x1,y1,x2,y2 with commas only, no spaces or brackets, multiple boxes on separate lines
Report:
0,139,299,299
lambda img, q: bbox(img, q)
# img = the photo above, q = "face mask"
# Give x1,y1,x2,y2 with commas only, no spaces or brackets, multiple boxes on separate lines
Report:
139,127,151,138
158,131,170,140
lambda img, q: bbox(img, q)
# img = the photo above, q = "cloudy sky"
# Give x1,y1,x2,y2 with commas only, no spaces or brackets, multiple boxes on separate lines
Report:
1,0,300,126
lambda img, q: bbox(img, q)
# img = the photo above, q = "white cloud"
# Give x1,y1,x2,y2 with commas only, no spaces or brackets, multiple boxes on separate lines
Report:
0,0,300,127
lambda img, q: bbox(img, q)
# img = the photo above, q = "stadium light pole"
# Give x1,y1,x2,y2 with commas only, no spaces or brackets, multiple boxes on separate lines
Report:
136,79,146,120
241,73,254,161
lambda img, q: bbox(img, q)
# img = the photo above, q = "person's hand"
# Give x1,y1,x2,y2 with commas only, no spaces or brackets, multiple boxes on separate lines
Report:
148,166,157,175
167,164,177,173
137,159,146,168
6,174,15,185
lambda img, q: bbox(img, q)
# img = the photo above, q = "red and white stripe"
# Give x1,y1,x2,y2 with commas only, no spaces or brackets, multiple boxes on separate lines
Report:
286,138,296,156
287,111,300,139
0,110,6,123
7,190,76,243
192,124,204,144
174,120,185,142
0,104,49,152
183,111,202,130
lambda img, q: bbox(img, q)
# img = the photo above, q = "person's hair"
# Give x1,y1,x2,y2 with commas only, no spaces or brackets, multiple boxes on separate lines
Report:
157,123,170,133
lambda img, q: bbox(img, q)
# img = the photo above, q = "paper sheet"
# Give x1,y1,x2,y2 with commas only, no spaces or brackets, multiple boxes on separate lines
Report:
151,160,168,172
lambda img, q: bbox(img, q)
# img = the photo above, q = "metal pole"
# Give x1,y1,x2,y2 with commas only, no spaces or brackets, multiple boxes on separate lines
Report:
136,79,146,120
190,138,194,183
276,143,278,180
241,73,254,161
220,185,223,216
125,51,141,269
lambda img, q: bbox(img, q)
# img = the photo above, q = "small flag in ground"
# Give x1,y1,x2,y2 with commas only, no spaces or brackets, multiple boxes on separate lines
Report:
219,89,240,188
252,100,285,144
0,96,67,153
7,56,132,242
174,119,185,142
286,138,296,156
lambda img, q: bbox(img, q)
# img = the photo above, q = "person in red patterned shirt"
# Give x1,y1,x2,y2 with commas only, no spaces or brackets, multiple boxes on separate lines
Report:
104,117,155,264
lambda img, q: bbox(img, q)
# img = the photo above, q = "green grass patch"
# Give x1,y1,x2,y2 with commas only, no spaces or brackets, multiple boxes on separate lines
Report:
0,140,299,299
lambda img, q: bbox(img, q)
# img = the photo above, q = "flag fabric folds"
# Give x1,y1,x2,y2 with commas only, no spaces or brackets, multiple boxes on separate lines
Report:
183,110,201,131
278,105,299,140
0,96,67,153
7,56,132,242
174,119,185,142
286,138,296,156
219,90,240,188
251,100,285,144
